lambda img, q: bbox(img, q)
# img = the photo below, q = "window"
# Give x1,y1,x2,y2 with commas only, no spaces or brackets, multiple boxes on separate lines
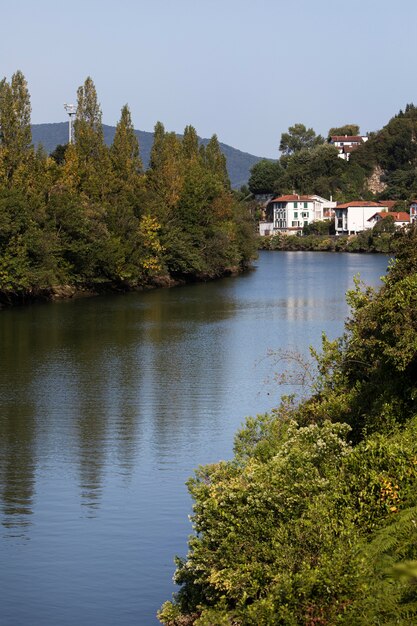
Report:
294,202,298,208
302,212,308,218
294,211,298,218
291,221,300,227
304,202,308,208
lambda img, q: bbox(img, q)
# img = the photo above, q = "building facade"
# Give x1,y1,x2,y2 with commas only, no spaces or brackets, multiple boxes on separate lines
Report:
335,201,388,235
260,194,336,236
410,200,417,224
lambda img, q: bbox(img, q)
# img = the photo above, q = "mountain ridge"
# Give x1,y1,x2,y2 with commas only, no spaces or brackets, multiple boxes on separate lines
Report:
31,122,267,189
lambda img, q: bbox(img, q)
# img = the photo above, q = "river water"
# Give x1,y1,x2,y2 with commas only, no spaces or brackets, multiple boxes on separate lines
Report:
0,251,389,626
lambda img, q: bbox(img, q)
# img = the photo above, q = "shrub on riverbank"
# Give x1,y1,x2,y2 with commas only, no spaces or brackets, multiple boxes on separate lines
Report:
158,226,417,625
258,229,403,254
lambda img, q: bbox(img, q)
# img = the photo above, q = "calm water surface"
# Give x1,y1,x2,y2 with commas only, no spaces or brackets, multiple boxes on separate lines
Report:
0,251,389,626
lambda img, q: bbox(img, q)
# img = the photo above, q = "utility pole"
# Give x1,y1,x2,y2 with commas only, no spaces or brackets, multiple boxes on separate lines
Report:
64,103,76,144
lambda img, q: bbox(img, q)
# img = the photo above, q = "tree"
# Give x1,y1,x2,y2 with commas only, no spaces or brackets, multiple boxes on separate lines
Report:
110,104,143,198
182,125,199,162
0,70,32,184
201,134,230,188
73,76,111,200
248,159,286,195
279,123,324,155
148,121,166,171
328,124,360,138
147,129,185,222
372,214,396,234
49,143,68,165
282,143,346,197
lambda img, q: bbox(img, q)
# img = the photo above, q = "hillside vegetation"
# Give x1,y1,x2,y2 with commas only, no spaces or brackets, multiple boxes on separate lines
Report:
159,226,417,625
249,106,417,202
0,72,256,306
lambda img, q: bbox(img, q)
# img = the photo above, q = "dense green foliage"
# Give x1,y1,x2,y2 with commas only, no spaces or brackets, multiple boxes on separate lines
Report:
249,106,417,202
0,72,256,305
279,124,325,156
327,124,360,138
159,227,417,625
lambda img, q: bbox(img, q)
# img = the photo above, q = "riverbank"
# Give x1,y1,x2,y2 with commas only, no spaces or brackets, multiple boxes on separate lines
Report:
258,230,401,253
0,264,249,309
258,231,401,254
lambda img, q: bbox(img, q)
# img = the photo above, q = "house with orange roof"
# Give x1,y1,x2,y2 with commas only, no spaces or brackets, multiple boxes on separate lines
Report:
368,211,410,229
335,201,389,235
329,135,368,161
259,194,336,236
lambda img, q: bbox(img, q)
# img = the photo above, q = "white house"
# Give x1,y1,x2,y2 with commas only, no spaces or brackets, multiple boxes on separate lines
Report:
335,201,388,235
410,200,417,224
329,135,368,161
260,194,336,236
368,211,410,229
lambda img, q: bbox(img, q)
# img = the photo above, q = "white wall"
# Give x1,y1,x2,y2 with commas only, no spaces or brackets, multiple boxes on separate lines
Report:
347,206,377,233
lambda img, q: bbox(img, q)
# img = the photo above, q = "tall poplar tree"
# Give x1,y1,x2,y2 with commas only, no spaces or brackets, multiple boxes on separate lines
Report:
73,76,111,200
148,121,166,171
110,104,143,195
182,125,199,162
203,134,230,188
0,70,32,184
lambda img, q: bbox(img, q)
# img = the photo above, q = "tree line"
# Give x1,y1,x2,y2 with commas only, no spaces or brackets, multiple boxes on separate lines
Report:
0,71,256,305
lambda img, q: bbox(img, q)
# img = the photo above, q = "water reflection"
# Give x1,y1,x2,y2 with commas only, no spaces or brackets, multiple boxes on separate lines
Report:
0,403,36,535
0,281,239,529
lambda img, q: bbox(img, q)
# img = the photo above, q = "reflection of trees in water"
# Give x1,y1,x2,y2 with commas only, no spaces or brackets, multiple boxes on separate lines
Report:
0,313,38,536
138,284,238,453
0,407,36,535
0,281,238,526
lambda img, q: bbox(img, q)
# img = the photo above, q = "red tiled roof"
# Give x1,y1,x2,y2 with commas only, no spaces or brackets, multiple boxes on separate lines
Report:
336,201,382,209
388,212,410,222
330,136,365,143
368,211,410,222
270,194,315,203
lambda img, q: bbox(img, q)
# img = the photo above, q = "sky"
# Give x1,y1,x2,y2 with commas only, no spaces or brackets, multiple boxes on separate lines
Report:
2,0,417,158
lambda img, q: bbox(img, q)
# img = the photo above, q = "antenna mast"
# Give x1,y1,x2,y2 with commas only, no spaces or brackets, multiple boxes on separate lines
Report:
64,103,76,144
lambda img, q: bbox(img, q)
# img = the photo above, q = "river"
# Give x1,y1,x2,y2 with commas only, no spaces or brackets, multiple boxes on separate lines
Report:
0,251,390,625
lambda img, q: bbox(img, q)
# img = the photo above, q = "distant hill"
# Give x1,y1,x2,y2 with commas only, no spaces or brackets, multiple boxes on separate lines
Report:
31,122,266,189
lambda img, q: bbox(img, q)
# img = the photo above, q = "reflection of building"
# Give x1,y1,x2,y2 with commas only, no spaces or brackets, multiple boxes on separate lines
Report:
259,194,336,236
335,201,387,235
329,135,368,161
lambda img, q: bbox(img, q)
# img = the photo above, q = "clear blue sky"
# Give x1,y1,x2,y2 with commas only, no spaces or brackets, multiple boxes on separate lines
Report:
2,0,417,158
